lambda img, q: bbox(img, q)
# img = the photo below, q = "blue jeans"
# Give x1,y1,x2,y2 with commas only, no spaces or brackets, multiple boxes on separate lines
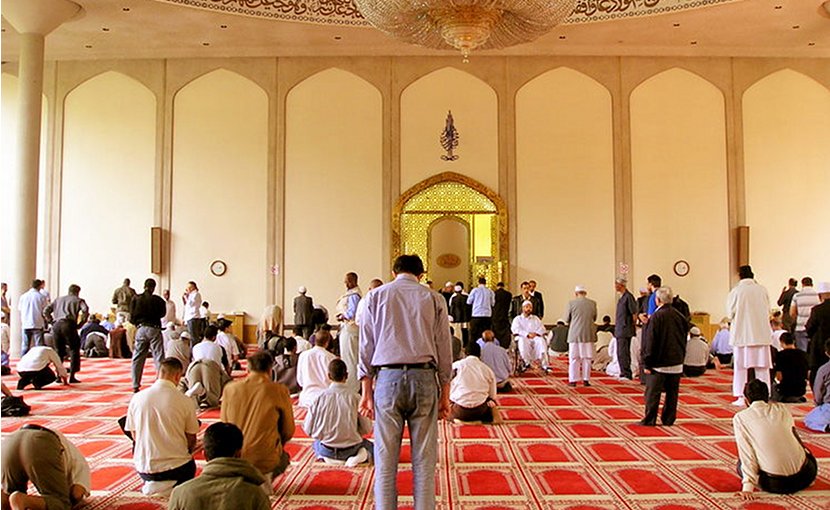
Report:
373,368,439,510
312,439,374,462
131,326,164,390
21,328,44,356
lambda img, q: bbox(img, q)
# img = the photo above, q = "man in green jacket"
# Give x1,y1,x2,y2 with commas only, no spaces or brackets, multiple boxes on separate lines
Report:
168,422,270,510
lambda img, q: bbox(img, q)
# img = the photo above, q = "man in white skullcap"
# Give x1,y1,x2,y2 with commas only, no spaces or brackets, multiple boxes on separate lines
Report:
565,285,598,387
511,300,549,373
293,286,314,339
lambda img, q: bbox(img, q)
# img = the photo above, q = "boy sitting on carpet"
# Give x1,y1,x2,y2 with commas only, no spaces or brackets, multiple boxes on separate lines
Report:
771,332,808,403
304,359,373,466
450,342,500,424
805,339,830,432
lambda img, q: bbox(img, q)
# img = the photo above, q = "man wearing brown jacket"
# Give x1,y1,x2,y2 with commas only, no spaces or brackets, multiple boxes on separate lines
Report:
220,351,295,492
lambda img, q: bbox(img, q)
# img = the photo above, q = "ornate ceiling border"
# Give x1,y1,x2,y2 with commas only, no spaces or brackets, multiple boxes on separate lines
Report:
152,0,744,27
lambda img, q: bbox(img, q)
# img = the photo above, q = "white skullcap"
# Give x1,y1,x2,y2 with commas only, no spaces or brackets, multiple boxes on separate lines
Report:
521,300,533,307
298,286,307,294
817,281,830,294
180,331,191,339
575,285,587,293
445,281,453,287
689,326,701,336
217,313,226,320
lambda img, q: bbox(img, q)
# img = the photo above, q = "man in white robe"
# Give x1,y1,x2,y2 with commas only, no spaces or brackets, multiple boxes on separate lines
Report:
727,265,773,406
511,300,549,373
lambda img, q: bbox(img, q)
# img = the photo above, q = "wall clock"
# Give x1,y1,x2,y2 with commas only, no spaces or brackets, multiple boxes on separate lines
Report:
210,260,227,277
673,260,690,277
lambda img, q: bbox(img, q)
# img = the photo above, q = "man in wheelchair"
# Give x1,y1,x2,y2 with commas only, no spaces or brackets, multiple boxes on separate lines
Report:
511,301,550,374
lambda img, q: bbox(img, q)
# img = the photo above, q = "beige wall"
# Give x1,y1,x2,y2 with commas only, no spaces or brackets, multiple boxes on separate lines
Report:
171,69,268,321
743,69,830,302
2,57,827,328
401,67,499,193
284,68,383,313
429,217,471,289
516,67,616,319
631,68,730,316
1,74,49,283
60,71,156,313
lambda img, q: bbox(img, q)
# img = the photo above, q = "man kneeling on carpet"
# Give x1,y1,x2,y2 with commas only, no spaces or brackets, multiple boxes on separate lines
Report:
1,424,90,510
804,339,830,432
733,379,817,499
15,345,70,390
125,357,199,496
181,325,231,408
304,358,373,466
168,422,270,510
450,342,500,424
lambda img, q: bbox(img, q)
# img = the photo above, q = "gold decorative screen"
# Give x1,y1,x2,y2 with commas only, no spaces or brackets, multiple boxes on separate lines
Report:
393,172,508,286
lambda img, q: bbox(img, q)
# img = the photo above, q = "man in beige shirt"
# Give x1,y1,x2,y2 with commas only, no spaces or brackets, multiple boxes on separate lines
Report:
221,351,295,492
733,379,817,500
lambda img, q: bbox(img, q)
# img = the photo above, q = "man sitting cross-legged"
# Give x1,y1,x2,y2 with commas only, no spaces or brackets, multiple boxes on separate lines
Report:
478,330,512,393
16,345,70,390
804,339,830,432
512,300,549,373
304,358,374,466
450,342,500,423
182,325,231,408
734,379,817,499
1,425,90,510
168,422,270,510
124,357,199,496
296,325,337,408
221,351,295,493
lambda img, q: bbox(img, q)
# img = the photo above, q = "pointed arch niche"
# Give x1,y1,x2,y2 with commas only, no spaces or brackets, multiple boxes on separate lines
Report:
393,172,507,287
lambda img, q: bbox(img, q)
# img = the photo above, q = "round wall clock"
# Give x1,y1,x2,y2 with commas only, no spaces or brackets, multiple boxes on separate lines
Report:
210,260,227,277
673,260,690,277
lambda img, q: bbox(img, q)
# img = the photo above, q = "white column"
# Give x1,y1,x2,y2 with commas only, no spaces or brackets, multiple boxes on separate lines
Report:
3,0,82,356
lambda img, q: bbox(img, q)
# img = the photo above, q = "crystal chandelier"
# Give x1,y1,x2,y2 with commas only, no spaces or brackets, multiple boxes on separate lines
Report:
353,0,578,62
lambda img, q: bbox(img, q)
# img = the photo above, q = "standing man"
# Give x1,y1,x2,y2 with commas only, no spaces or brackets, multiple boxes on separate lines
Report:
44,285,89,384
130,278,167,393
565,285,598,387
492,282,512,346
1,282,9,325
293,286,314,339
17,279,48,356
112,278,137,322
791,277,820,352
806,282,830,388
467,277,495,344
614,277,639,381
359,254,452,510
639,287,688,426
528,280,544,319
448,282,470,346
510,281,531,323
182,281,204,343
726,265,773,407
162,289,177,328
778,278,798,332
336,272,362,394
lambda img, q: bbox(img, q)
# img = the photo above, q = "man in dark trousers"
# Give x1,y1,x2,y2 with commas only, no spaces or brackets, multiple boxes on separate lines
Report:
293,286,314,339
639,287,688,426
130,278,168,393
492,282,512,346
807,282,830,388
44,285,89,383
614,277,639,380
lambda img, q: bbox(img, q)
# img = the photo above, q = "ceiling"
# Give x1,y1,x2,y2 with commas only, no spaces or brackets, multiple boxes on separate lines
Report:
2,0,830,62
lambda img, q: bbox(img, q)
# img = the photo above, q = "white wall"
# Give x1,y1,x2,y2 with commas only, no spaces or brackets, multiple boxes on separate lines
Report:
631,68,730,317
1,73,49,286
429,217,471,290
401,67,499,193
60,71,156,313
285,68,383,314
516,67,616,319
171,69,268,322
743,69,830,301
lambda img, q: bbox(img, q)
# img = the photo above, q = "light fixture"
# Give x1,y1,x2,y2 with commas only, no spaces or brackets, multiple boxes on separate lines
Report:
352,0,577,62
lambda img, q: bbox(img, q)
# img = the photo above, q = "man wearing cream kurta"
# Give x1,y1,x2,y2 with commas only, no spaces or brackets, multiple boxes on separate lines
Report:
727,265,773,407
335,272,362,394
511,300,548,373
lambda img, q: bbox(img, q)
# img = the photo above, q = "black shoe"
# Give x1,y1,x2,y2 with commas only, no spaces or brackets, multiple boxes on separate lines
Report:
568,382,577,387
132,387,140,393
583,381,591,387
69,376,81,384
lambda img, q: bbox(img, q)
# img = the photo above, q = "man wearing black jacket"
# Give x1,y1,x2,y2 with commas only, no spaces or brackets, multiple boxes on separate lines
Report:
639,287,688,426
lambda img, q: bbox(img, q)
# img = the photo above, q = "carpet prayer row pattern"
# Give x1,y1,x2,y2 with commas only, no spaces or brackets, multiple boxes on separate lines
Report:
2,357,829,510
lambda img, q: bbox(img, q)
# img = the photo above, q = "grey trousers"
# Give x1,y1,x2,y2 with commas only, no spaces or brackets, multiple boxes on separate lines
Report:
131,326,164,390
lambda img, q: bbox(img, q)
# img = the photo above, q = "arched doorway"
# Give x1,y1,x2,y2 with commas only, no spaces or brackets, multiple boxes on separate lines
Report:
393,172,508,287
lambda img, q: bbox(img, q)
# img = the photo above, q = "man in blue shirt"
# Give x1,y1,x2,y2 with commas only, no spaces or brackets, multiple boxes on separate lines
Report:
479,330,512,393
467,277,495,345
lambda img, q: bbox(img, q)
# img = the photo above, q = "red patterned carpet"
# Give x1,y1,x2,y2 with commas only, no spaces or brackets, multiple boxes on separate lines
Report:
3,356,829,510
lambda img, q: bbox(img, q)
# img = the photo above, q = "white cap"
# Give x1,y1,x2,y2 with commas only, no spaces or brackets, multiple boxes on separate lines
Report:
181,331,191,340
298,286,307,294
817,281,830,294
521,300,533,308
217,313,226,320
445,281,453,287
689,326,701,336
575,285,587,293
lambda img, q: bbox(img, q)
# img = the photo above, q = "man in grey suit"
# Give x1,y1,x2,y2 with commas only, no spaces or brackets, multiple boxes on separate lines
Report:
293,287,314,339
565,285,597,387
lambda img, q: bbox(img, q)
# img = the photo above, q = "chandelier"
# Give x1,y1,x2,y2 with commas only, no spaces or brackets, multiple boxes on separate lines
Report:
353,0,578,62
